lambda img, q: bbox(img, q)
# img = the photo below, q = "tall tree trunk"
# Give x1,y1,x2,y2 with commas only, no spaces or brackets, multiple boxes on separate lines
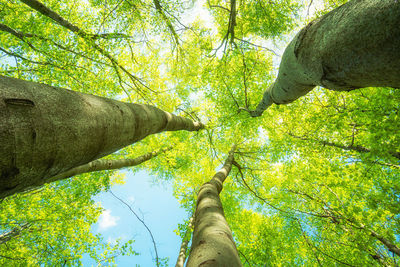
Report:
175,215,194,267
44,147,172,184
249,0,400,117
187,146,242,267
0,75,203,199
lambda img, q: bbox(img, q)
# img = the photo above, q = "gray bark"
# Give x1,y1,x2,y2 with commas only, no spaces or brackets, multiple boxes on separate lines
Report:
44,147,172,184
187,145,242,267
249,0,400,117
0,75,203,199
175,215,194,267
0,223,31,244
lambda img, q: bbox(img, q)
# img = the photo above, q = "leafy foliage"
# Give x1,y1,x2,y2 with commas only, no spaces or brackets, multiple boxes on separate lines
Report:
0,172,136,265
1,0,399,265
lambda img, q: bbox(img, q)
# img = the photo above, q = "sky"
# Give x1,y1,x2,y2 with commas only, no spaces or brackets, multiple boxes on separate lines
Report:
80,1,327,266
79,3,214,265
0,0,326,265
82,170,189,266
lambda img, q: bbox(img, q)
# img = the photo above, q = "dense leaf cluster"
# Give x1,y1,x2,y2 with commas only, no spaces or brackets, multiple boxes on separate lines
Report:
0,0,398,265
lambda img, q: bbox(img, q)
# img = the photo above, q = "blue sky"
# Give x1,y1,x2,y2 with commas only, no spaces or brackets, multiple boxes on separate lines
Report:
82,170,189,266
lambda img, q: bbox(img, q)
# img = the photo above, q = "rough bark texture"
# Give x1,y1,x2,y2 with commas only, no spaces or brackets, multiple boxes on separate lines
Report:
251,0,400,116
0,75,203,199
175,215,194,267
187,146,242,267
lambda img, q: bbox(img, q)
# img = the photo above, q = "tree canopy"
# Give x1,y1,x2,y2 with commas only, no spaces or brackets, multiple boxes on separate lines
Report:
0,0,399,266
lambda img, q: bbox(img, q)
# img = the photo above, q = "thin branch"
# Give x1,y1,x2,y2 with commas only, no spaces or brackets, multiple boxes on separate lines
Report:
296,220,323,266
306,0,314,18
222,78,240,109
288,132,400,160
0,223,31,244
95,0,125,37
0,46,47,66
153,0,179,47
207,0,231,12
238,250,253,266
241,48,249,108
232,160,294,216
0,22,111,67
234,37,280,56
109,190,160,267
305,234,356,266
20,0,149,99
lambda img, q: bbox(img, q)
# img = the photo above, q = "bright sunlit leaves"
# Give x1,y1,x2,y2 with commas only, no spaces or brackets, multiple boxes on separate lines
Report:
0,0,399,265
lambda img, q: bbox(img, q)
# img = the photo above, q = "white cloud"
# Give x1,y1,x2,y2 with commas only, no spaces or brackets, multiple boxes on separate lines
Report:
128,195,135,204
98,209,119,230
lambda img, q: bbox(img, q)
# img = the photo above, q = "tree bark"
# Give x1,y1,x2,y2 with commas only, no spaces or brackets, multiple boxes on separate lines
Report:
175,215,194,267
249,0,400,117
187,145,242,267
0,223,31,244
0,75,203,199
44,147,172,184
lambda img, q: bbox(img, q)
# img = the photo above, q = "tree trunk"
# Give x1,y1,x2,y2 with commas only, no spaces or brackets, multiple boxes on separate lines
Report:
44,147,172,184
0,75,203,199
187,146,242,267
0,223,31,244
175,215,194,267
249,0,400,117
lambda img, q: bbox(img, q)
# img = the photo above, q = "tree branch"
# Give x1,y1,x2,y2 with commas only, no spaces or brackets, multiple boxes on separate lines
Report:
109,190,160,267
20,0,149,99
288,132,400,160
153,0,179,46
45,147,172,184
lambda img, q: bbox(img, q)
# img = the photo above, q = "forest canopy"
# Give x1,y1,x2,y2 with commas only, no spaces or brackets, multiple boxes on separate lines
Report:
0,0,399,266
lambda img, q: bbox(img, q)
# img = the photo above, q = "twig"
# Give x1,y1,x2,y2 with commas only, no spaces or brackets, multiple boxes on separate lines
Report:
234,38,280,56
109,190,160,267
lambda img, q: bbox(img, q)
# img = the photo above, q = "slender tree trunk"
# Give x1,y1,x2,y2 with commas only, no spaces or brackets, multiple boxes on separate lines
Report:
187,146,242,267
44,147,172,184
249,0,400,117
0,75,203,199
175,215,194,267
0,223,31,244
